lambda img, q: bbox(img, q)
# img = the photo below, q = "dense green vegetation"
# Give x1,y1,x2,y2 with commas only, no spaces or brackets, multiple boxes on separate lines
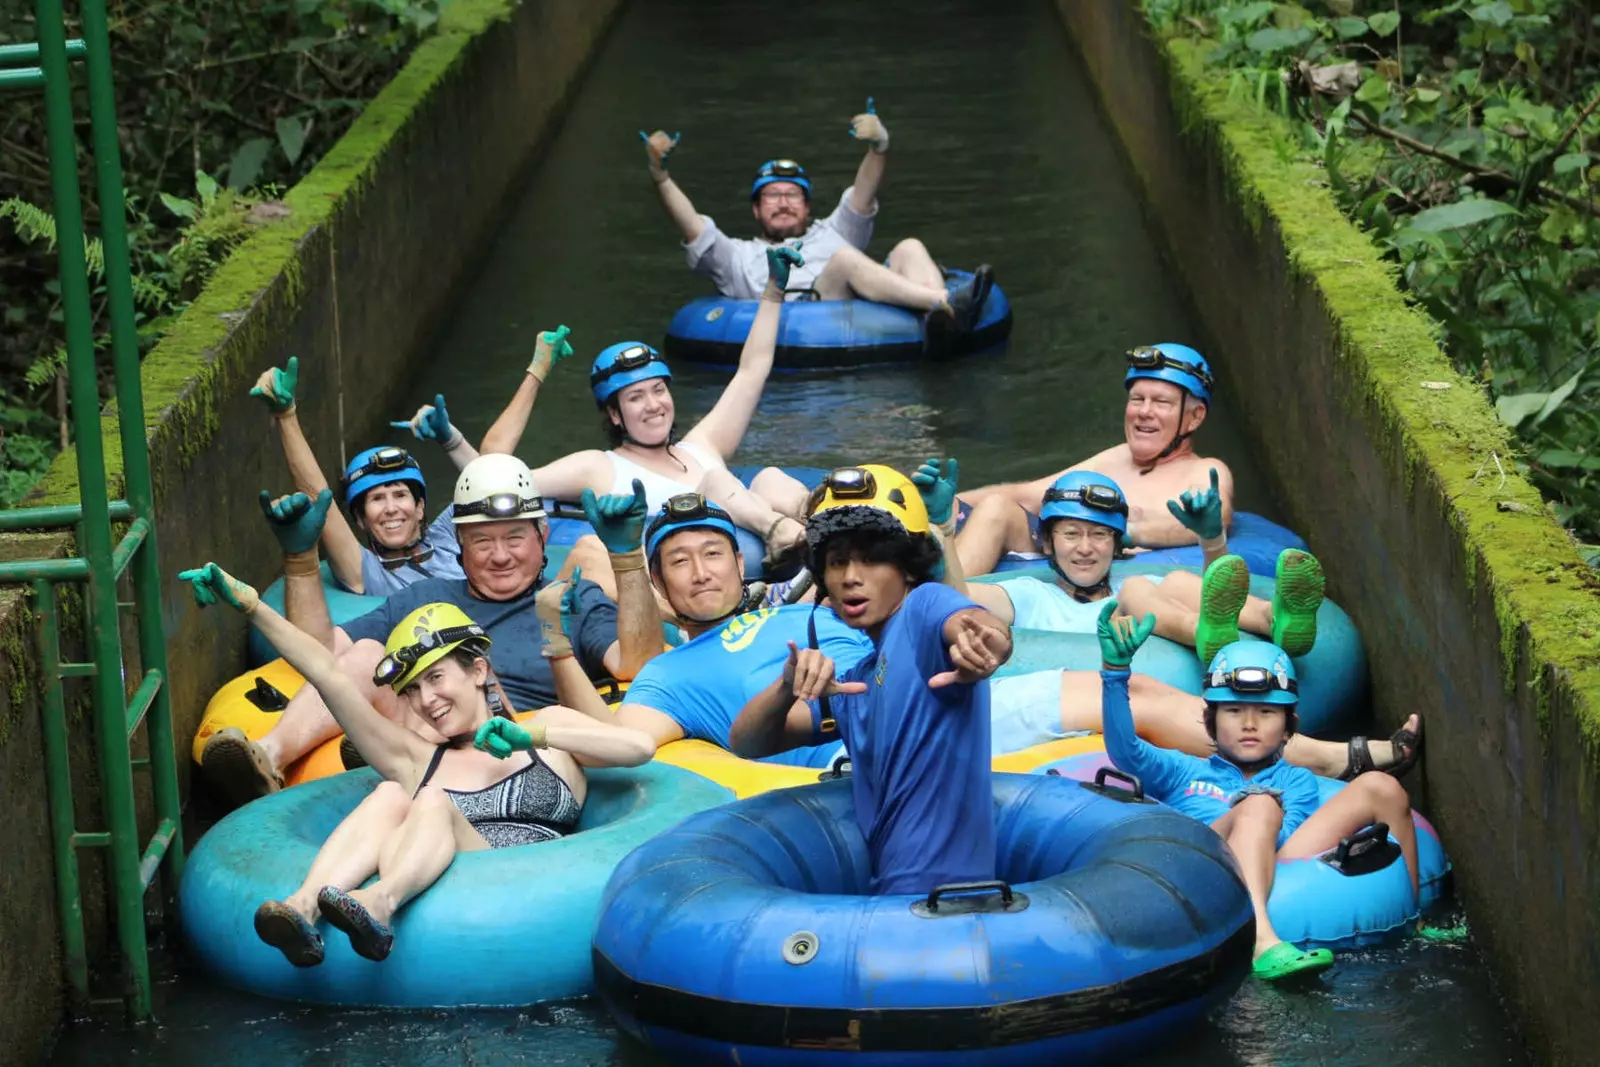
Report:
0,0,445,505
1148,0,1600,559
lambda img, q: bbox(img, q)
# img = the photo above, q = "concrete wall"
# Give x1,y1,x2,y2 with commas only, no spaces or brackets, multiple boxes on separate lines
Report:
0,0,622,1061
1056,3,1600,1063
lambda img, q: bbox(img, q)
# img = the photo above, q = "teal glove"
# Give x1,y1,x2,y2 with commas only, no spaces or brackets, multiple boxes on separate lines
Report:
848,96,889,152
535,566,584,659
390,393,458,445
561,565,584,625
259,489,332,555
177,563,260,613
473,717,546,759
1096,600,1156,671
911,457,959,531
766,243,804,290
582,478,649,555
1166,467,1224,543
527,324,575,383
639,130,681,180
249,356,298,415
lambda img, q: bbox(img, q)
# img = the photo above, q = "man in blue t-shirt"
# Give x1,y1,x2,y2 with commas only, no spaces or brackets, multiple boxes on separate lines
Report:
730,465,1013,896
200,454,662,811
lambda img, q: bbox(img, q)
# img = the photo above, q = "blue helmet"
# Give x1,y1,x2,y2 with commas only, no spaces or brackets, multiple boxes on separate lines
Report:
1124,343,1214,404
343,446,425,510
1202,641,1299,708
591,342,671,405
1039,471,1128,536
645,494,739,562
751,158,812,201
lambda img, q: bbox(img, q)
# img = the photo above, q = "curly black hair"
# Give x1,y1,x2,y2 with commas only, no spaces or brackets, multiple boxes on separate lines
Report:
809,524,942,603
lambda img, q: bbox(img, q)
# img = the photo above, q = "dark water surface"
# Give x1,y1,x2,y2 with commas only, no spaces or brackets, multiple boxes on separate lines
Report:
46,0,1528,1063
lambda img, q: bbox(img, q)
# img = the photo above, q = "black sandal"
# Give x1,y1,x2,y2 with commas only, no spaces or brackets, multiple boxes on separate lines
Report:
254,900,324,968
317,886,394,962
1339,716,1423,781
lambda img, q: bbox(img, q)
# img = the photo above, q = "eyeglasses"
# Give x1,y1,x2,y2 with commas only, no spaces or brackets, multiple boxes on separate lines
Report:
820,467,876,500
758,159,807,180
1127,346,1215,392
589,344,664,386
758,187,806,204
372,623,487,687
1053,526,1117,546
454,492,542,520
1209,665,1298,695
345,446,417,483
1042,484,1128,516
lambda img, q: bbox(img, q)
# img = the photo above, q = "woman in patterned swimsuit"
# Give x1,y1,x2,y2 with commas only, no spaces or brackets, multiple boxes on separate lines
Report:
178,563,656,966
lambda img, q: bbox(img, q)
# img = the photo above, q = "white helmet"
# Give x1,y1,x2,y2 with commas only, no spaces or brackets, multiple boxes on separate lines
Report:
452,454,547,525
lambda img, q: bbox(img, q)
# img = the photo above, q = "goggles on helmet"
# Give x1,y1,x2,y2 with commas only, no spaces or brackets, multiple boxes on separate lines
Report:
372,622,488,687
590,344,666,387
345,446,416,484
1209,665,1298,696
1126,346,1215,394
819,466,876,501
454,492,544,521
1041,483,1128,517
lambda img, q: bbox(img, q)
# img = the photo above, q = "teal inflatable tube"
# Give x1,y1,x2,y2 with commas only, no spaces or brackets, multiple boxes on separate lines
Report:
179,764,732,1007
980,561,1368,739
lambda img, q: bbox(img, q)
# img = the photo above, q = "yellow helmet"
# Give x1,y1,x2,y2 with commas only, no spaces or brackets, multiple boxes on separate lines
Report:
372,602,491,691
805,464,932,574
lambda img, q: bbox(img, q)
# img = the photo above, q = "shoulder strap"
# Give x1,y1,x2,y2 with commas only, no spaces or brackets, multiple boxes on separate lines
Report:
414,745,447,796
808,606,836,733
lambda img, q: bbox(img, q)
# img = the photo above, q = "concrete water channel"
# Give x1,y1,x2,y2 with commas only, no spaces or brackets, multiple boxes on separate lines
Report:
21,0,1563,1062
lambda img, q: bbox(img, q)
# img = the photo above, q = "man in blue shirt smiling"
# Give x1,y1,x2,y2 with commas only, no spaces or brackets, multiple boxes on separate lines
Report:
731,465,1013,896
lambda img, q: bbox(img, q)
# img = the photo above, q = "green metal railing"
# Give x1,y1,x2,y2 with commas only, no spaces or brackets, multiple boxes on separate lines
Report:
1,0,184,1022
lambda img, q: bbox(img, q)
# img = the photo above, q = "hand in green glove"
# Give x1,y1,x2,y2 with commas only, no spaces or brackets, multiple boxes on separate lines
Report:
638,129,681,181
765,243,804,291
249,356,299,415
582,478,649,554
1095,600,1156,671
527,324,575,383
473,717,547,759
848,96,889,153
911,457,960,534
391,393,462,448
535,566,584,659
258,488,332,556
1165,467,1224,543
177,562,261,613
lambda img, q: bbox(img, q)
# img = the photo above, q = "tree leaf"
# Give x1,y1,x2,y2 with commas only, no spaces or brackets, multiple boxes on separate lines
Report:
159,192,197,220
1554,152,1591,177
1407,198,1519,232
1245,26,1313,53
1533,369,1583,427
276,116,307,166
1368,10,1400,36
195,169,219,201
1496,391,1549,428
227,138,274,190
1469,2,1514,28
1334,16,1368,38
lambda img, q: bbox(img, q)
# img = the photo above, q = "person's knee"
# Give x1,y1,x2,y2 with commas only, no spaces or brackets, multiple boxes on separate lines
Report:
370,780,413,814
1231,792,1285,830
889,237,928,261
412,784,455,816
1352,770,1408,808
1119,576,1156,601
821,245,867,274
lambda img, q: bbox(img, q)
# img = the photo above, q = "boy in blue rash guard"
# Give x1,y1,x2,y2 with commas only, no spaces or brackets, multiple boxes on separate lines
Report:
731,465,1014,896
1096,601,1426,982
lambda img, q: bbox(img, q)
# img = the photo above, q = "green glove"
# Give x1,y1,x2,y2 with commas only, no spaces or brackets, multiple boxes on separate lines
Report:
1095,599,1155,671
582,478,649,555
535,567,583,659
473,717,547,759
259,488,331,556
1166,467,1224,543
527,324,575,383
911,457,959,533
390,393,459,446
177,563,260,613
766,243,804,290
249,356,299,415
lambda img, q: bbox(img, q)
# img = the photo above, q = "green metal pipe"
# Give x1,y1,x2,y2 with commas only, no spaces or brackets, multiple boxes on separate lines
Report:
80,0,187,915
0,67,45,91
37,0,149,1019
0,501,132,531
137,818,177,887
0,557,90,583
0,39,84,65
123,668,162,739
32,581,90,1006
71,832,111,848
109,517,149,580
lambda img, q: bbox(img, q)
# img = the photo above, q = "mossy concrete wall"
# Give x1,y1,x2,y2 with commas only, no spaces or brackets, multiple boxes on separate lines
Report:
1057,3,1600,1062
0,0,621,1061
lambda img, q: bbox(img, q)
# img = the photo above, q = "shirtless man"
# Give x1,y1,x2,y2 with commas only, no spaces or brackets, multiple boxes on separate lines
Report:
957,344,1230,573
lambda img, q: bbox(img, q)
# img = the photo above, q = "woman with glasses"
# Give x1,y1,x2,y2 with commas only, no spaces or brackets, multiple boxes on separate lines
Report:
177,563,655,966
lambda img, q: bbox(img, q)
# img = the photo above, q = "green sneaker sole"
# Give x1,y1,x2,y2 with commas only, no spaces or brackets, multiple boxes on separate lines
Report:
1195,555,1250,666
1271,550,1325,658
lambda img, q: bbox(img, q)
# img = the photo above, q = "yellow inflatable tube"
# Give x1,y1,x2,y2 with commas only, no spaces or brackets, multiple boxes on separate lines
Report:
195,661,1107,796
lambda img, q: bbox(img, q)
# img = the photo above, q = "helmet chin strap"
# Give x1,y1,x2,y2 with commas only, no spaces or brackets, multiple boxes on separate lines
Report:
674,581,763,633
1049,559,1112,604
1138,393,1189,476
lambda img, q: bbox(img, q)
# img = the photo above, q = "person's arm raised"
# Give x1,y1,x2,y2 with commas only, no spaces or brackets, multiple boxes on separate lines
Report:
683,245,799,460
931,608,1014,689
392,393,478,474
1154,466,1230,562
176,564,431,788
260,489,337,651
478,325,574,456
730,642,862,759
538,568,625,721
846,97,889,215
583,480,664,680
640,130,705,244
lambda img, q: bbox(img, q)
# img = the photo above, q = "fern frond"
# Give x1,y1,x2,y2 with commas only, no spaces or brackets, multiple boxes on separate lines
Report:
2,197,108,277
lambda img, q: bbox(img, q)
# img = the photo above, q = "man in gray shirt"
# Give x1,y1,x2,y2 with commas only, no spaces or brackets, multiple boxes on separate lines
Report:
641,99,992,344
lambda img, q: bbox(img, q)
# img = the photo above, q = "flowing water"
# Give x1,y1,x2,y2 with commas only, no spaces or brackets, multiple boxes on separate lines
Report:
46,0,1530,1062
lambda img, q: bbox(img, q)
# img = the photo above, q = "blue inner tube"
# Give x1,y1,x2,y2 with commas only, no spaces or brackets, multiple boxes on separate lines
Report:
593,773,1253,1066
1039,751,1452,949
179,764,732,1007
982,560,1368,739
665,269,1013,370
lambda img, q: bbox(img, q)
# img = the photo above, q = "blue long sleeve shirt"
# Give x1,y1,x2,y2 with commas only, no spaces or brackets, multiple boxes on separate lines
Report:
1100,668,1321,842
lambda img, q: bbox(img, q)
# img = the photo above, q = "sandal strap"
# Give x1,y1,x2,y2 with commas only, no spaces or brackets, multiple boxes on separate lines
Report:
1343,736,1376,780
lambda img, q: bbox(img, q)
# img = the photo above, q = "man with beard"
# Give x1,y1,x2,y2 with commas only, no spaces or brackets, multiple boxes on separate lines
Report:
640,98,993,342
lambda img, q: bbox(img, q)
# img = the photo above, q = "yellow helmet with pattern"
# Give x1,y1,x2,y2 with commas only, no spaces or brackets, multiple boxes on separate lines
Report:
372,602,491,692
